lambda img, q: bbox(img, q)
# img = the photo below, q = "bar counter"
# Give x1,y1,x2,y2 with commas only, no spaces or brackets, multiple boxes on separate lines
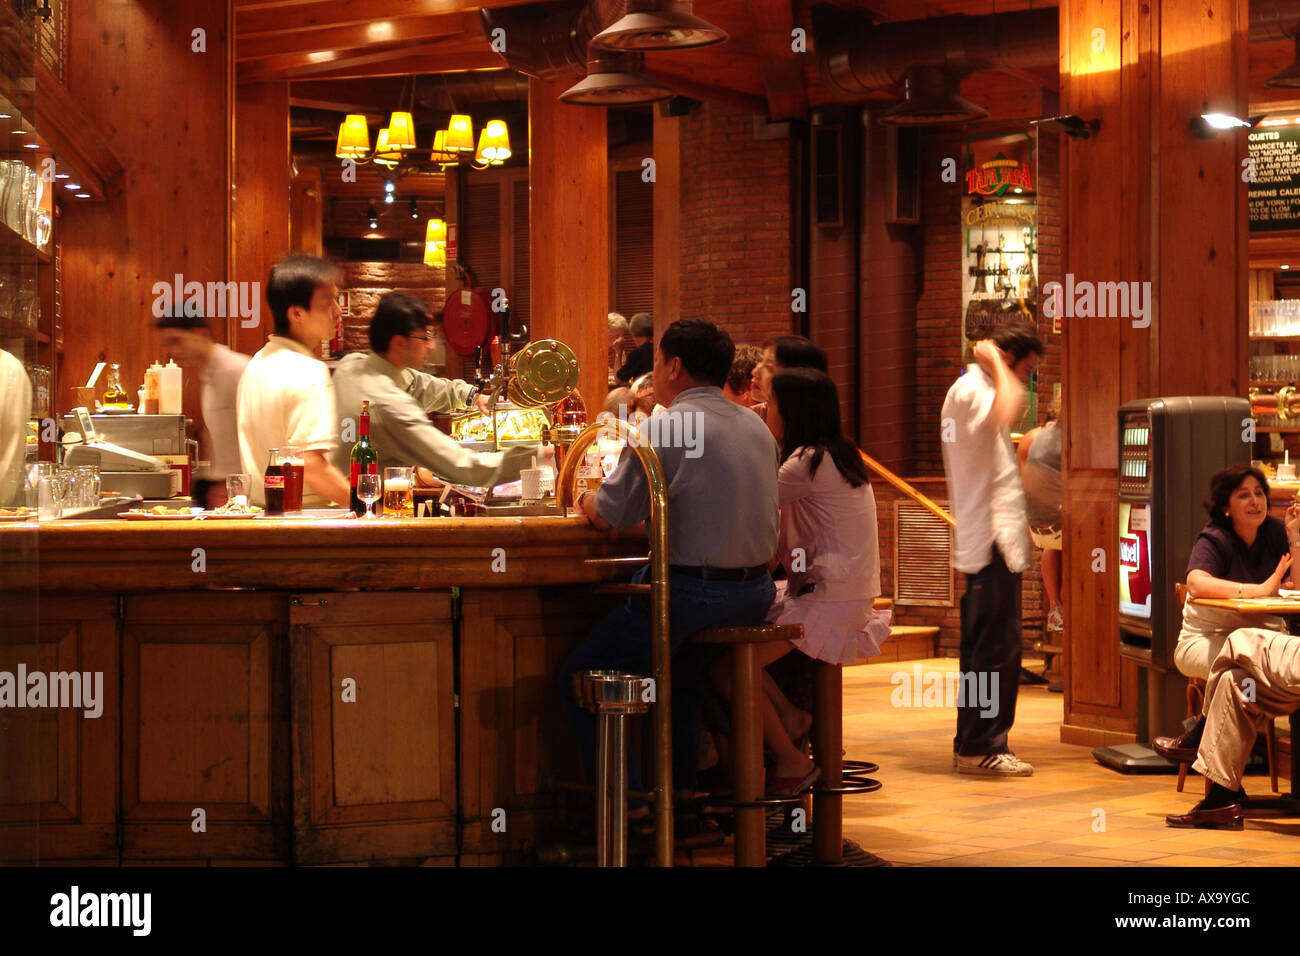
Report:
0,516,645,866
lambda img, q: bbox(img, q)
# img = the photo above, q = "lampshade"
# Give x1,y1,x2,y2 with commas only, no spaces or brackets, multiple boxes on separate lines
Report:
445,114,475,152
425,218,446,244
373,128,400,168
592,1,728,51
424,240,446,267
429,129,457,164
560,54,674,106
386,111,417,151
480,119,511,163
335,114,370,159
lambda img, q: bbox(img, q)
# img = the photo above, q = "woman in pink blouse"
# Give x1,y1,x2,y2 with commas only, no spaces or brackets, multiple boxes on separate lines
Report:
712,367,888,793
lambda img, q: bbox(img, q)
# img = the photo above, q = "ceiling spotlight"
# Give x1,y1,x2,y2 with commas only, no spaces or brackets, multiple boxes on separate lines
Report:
383,180,395,193
75,193,89,198
409,198,419,219
383,193,393,205
54,172,69,179
367,203,379,230
64,183,81,190
1284,264,1292,270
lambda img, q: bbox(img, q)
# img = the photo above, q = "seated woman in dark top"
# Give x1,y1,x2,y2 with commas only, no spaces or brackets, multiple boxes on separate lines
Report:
1154,465,1300,756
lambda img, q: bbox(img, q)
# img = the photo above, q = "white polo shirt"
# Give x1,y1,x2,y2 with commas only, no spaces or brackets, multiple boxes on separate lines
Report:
940,364,1031,575
237,335,338,507
200,343,250,481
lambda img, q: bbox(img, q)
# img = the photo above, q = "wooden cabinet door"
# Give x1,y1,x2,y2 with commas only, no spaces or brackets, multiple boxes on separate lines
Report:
121,592,289,862
459,587,619,859
0,595,117,863
290,591,457,864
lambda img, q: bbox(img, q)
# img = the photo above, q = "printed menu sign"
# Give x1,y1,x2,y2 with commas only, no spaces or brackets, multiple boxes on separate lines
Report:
1249,126,1300,232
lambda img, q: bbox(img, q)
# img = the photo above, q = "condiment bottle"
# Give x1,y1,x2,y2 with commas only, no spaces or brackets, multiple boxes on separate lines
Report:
144,361,162,415
102,363,129,408
159,359,183,414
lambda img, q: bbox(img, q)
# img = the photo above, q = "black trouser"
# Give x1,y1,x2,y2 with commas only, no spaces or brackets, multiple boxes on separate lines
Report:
954,546,1022,757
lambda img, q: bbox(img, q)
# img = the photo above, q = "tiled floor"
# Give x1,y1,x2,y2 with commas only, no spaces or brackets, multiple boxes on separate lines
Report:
831,657,1300,866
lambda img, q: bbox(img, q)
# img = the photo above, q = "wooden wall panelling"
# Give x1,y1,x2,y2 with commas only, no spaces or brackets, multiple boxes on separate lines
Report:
1059,0,1249,740
611,163,655,318
459,587,620,862
234,82,290,357
528,77,609,410
121,592,289,861
652,111,681,334
290,166,324,259
0,595,117,862
57,0,230,420
290,591,457,864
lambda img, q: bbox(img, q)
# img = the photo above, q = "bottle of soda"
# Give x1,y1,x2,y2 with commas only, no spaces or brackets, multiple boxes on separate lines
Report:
264,448,285,516
349,400,379,516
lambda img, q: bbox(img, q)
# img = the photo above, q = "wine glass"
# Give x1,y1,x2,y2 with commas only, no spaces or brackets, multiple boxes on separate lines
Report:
358,474,381,519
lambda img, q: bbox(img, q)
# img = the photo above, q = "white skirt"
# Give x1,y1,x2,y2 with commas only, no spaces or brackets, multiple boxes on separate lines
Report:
766,582,893,665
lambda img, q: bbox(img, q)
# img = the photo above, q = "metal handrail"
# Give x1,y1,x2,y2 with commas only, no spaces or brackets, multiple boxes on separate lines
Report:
859,450,955,528
558,419,673,867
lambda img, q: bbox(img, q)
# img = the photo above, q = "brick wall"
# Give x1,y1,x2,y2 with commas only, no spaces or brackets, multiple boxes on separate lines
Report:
678,103,795,348
335,259,449,363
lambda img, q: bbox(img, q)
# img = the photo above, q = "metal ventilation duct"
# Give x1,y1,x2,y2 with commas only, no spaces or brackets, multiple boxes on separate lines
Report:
879,66,988,126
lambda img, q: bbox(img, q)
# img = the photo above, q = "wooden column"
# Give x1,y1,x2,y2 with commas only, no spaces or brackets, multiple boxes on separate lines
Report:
233,83,290,357
1059,0,1249,744
290,167,323,260
653,110,681,337
528,78,609,409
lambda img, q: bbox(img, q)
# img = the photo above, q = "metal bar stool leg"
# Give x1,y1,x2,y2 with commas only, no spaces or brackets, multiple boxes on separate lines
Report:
596,712,612,867
612,714,629,867
732,641,765,866
812,660,844,864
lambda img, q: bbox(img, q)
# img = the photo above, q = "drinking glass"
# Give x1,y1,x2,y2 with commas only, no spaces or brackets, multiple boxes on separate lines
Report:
226,473,250,506
73,465,100,508
280,445,304,512
382,467,414,517
358,474,381,519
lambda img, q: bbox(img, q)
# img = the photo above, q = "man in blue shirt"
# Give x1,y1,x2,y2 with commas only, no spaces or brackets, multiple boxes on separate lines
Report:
560,319,780,806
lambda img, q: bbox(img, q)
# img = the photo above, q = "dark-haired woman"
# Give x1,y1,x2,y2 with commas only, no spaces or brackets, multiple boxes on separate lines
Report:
1154,465,1300,758
710,367,888,794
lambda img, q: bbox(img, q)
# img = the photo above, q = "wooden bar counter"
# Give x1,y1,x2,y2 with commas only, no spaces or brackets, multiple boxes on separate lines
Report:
0,517,645,866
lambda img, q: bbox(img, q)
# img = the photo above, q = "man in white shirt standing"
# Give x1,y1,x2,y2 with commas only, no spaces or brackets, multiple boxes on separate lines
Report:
237,254,350,508
156,311,250,508
941,319,1043,777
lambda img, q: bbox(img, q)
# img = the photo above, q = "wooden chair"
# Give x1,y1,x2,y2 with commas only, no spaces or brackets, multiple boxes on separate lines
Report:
1174,583,1278,793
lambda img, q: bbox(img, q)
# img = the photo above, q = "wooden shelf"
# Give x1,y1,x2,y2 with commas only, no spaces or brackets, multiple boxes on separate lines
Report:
1257,426,1300,433
1250,335,1300,341
0,316,38,340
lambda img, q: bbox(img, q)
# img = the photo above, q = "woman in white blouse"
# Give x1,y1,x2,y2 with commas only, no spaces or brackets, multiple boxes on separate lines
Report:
712,367,888,794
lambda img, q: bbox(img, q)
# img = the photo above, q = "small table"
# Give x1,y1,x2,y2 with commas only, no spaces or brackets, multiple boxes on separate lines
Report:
1189,596,1300,814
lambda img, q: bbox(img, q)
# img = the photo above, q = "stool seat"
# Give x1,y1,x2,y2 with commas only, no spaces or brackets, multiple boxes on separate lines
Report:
691,624,801,646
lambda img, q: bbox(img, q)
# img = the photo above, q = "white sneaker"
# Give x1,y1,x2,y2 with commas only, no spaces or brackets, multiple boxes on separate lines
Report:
956,752,1034,776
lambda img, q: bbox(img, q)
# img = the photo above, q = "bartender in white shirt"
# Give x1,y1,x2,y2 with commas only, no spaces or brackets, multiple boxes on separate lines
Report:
332,292,548,488
156,310,250,508
237,254,350,507
0,348,31,507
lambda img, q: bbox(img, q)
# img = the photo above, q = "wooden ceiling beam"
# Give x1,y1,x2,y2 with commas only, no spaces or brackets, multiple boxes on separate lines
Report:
238,39,502,84
642,69,769,115
236,0,526,39
236,12,478,62
750,0,808,120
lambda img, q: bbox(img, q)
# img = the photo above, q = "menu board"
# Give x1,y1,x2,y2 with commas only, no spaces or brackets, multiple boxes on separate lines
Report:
1248,126,1300,232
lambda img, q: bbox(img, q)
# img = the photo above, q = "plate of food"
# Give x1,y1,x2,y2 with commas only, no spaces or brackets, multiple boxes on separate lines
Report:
0,506,35,522
118,505,202,520
197,501,264,519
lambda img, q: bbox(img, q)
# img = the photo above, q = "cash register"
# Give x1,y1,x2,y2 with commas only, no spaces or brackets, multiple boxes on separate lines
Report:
61,407,181,499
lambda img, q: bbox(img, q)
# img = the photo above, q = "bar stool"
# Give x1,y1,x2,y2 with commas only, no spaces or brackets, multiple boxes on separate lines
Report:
809,660,883,865
691,623,805,867
576,670,651,867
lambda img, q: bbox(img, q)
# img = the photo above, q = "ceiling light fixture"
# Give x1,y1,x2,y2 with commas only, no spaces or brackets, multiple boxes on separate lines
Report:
409,198,419,220
878,66,988,126
591,0,728,51
560,52,674,106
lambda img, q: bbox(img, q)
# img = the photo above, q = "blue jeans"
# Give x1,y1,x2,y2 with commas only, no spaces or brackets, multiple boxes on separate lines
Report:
558,565,776,795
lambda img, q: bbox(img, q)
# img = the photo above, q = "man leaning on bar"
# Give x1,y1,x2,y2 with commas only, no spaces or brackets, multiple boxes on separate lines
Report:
331,291,543,488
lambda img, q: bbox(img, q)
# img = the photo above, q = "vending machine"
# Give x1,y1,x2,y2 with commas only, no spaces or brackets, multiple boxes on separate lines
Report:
1097,396,1252,772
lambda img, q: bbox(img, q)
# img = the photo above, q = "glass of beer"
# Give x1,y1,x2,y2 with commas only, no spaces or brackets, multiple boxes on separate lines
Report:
281,444,305,512
383,466,414,518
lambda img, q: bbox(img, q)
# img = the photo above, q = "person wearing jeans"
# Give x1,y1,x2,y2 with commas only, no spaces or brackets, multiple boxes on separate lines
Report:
560,318,780,821
941,319,1043,776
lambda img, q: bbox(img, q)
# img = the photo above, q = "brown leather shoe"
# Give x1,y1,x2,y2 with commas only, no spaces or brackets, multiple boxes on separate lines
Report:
1165,802,1244,830
1152,736,1198,763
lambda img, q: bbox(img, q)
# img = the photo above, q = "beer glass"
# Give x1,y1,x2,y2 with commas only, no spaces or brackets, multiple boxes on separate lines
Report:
383,467,414,517
281,445,305,512
358,474,381,519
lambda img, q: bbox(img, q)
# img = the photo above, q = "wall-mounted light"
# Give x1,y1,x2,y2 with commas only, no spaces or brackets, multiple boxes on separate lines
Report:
409,198,419,220
1191,112,1263,137
367,203,379,230
1029,114,1101,139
